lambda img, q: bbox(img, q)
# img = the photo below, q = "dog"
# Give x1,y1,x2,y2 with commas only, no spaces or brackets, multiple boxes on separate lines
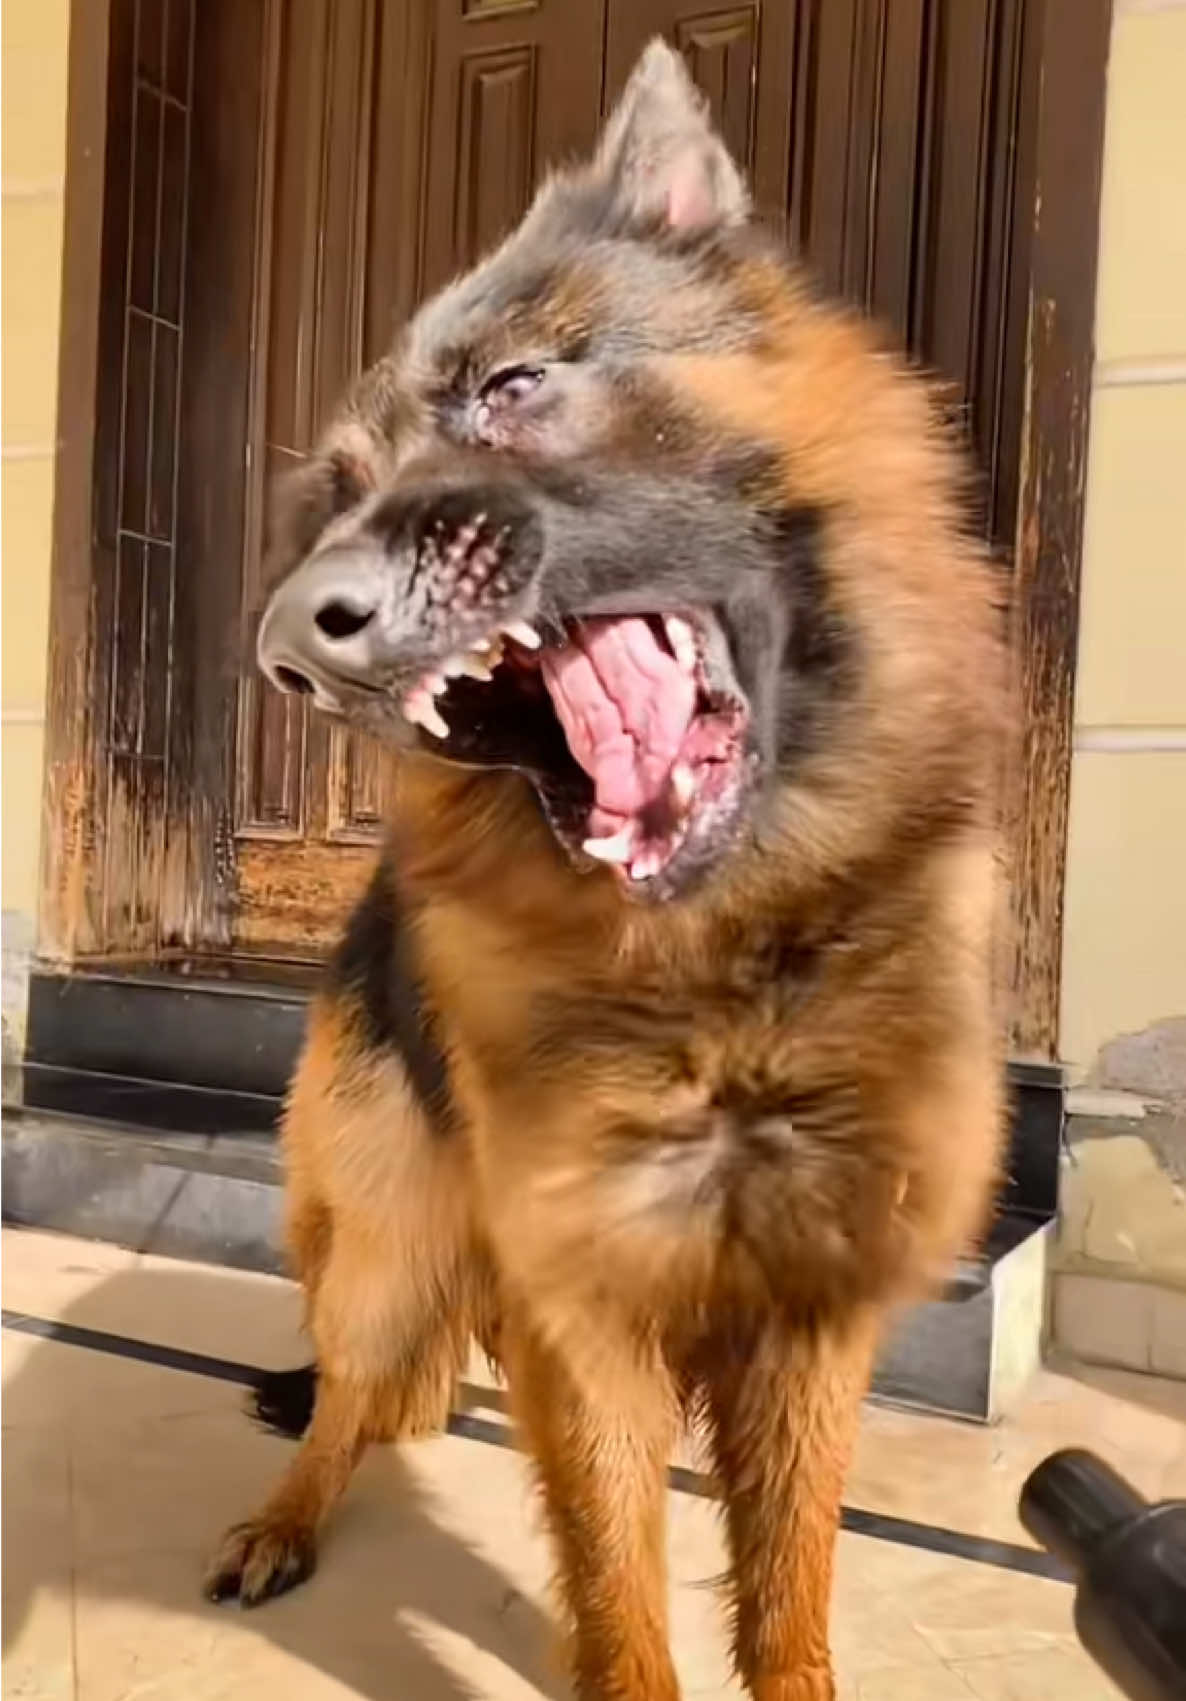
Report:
206,40,1007,1701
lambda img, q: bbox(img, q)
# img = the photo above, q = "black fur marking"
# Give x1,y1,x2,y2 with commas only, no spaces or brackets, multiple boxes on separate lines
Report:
773,505,858,765
327,863,457,1136
251,1363,317,1438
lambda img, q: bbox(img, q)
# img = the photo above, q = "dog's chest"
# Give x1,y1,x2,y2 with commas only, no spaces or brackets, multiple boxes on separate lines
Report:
441,899,837,1117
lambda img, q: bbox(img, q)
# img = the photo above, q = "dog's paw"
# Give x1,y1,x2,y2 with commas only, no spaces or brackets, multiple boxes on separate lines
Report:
203,1518,316,1608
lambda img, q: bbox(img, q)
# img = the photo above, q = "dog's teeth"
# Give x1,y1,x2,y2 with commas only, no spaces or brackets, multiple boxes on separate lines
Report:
403,692,449,740
664,616,697,673
450,651,493,681
629,851,662,882
423,671,447,696
503,619,541,650
670,763,695,809
441,651,492,681
421,701,449,738
582,824,636,865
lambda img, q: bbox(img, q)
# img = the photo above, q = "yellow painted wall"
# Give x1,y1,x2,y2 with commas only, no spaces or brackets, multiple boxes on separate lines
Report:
1060,0,1186,1084
2,0,71,1041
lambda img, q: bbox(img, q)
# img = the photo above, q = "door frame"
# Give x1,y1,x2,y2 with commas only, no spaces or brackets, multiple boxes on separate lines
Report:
40,0,114,967
40,0,1113,1061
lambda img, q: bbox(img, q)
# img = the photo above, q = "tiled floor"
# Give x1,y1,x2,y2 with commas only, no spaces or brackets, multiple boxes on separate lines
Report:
4,1228,1185,1700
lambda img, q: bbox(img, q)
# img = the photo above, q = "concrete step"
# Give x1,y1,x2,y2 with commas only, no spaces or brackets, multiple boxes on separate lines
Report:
3,1062,1052,1422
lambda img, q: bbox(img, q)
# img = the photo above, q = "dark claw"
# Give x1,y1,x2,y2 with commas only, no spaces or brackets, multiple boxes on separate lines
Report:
203,1520,317,1608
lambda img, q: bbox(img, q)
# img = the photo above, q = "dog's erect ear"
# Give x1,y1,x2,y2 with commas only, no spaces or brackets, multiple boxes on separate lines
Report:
594,38,749,233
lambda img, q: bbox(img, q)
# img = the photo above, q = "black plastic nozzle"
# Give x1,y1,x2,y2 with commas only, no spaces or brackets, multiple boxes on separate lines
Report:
1019,1449,1186,1701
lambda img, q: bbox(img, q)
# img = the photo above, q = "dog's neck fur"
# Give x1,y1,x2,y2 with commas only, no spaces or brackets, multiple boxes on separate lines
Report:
386,753,973,1005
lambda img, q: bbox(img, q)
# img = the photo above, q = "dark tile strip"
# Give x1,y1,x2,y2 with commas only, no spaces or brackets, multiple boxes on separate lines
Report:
2,1308,260,1386
1,1308,1068,1582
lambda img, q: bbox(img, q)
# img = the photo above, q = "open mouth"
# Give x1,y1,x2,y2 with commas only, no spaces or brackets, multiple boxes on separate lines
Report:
394,609,751,891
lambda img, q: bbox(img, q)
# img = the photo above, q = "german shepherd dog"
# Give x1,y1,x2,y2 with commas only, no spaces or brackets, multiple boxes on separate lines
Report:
207,40,1006,1701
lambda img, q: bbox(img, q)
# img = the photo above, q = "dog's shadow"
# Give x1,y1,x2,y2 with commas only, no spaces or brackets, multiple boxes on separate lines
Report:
1,1254,568,1701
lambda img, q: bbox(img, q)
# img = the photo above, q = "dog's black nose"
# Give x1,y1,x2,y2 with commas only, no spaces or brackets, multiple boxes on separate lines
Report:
257,548,386,706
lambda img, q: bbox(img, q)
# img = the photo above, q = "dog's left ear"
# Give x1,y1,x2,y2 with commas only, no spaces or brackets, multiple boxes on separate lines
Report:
595,38,749,233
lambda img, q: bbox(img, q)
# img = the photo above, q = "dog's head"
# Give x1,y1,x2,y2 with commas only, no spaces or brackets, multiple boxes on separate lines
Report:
257,40,980,902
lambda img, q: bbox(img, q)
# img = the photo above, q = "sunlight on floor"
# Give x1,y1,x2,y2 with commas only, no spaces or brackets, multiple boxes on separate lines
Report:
4,1226,1184,1700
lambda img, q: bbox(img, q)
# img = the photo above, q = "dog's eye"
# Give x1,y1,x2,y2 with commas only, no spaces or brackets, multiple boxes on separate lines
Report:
480,364,545,405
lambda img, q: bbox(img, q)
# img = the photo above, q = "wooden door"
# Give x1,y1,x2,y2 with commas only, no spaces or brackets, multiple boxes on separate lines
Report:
72,0,1079,1049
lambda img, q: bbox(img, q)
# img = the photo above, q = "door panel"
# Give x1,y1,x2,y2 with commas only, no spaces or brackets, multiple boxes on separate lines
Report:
784,0,1032,539
420,2,607,297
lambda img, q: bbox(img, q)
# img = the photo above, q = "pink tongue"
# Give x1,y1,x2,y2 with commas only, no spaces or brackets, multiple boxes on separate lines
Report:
540,618,695,826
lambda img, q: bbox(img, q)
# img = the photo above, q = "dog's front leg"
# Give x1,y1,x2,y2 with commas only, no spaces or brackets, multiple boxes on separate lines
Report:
706,1309,878,1701
502,1308,681,1701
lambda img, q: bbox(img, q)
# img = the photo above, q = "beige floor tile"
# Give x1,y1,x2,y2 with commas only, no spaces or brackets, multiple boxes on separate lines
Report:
70,1407,295,1564
124,1249,305,1369
5,1227,1180,1701
665,1492,738,1697
891,1563,1077,1663
2,1330,235,1432
2,1427,75,1701
75,1548,382,1701
2,1422,73,1562
2,1227,137,1317
1,1568,75,1701
850,1667,977,1701
72,1441,573,1701
849,1406,1021,1543
1150,1287,1186,1380
831,1535,1077,1664
2,1227,305,1370
849,1360,1186,1547
950,1646,1122,1701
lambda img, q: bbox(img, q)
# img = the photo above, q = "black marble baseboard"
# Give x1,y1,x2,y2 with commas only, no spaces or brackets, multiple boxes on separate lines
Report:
25,961,1065,1225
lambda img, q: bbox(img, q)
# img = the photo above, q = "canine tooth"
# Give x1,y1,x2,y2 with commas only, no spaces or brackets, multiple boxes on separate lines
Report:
670,763,695,809
503,619,541,650
441,651,493,680
421,702,449,738
423,671,447,695
582,824,636,865
403,692,449,740
664,615,697,672
629,850,662,882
